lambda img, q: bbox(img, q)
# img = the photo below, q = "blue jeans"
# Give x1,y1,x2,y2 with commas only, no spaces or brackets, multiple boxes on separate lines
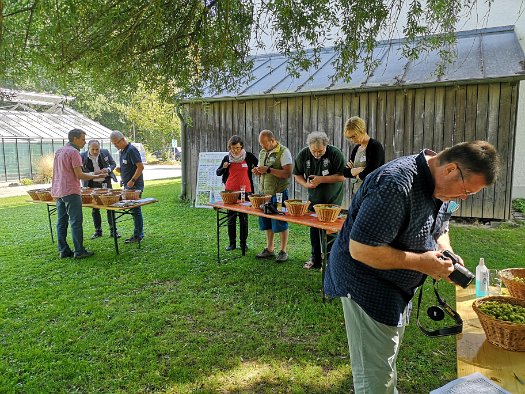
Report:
56,194,87,256
125,186,144,238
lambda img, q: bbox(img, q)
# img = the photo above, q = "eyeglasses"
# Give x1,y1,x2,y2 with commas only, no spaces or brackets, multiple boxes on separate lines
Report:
455,164,476,197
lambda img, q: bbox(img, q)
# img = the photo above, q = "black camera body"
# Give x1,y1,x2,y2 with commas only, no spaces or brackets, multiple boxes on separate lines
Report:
442,250,474,288
261,202,282,215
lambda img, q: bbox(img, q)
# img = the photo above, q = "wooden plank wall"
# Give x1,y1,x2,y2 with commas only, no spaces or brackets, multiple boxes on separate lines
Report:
182,82,518,220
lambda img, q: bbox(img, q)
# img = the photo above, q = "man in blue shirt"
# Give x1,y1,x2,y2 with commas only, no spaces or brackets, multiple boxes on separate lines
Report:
324,141,499,394
110,131,145,243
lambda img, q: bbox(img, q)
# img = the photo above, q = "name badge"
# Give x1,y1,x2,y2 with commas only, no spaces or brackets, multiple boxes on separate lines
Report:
242,163,248,168
322,169,329,176
123,159,128,164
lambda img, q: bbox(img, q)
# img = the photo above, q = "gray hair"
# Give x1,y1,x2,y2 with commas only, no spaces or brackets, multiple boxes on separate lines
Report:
306,131,329,147
68,128,86,142
259,129,275,141
110,130,125,141
88,139,100,147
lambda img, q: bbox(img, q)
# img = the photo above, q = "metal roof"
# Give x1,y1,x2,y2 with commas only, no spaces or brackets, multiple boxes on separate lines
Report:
0,90,112,140
198,25,525,101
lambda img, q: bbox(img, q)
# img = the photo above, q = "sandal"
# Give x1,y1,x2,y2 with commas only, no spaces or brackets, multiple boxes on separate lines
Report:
304,260,322,270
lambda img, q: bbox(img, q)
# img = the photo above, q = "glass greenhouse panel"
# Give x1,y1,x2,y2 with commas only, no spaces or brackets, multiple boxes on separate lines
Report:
17,140,32,179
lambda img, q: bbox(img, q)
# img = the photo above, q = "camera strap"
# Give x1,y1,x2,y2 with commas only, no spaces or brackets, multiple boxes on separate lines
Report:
416,279,463,337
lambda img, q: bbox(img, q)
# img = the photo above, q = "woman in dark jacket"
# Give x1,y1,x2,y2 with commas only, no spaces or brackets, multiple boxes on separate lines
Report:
216,135,258,252
342,116,385,196
81,140,120,239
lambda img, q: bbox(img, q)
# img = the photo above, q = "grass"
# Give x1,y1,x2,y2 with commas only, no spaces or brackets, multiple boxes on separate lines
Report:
0,179,524,393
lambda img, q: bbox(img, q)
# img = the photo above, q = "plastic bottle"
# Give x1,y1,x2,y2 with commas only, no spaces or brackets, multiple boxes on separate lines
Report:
475,257,489,297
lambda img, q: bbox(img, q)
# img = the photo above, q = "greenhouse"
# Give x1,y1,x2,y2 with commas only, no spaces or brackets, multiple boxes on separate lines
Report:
0,89,115,182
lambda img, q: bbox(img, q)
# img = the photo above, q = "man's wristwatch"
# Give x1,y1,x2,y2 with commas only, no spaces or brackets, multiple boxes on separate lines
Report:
131,178,136,183
266,167,271,174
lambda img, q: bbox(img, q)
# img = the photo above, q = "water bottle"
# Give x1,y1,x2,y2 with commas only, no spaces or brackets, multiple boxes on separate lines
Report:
276,192,283,212
475,257,489,297
240,185,246,203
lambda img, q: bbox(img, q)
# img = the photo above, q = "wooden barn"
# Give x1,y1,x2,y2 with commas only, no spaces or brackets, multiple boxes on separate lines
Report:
180,26,525,220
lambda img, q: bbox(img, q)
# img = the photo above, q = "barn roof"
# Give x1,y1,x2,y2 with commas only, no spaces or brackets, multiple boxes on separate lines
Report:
197,25,525,101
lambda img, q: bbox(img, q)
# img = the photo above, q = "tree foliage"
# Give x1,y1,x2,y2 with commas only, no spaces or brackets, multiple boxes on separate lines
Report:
0,1,492,98
69,84,180,152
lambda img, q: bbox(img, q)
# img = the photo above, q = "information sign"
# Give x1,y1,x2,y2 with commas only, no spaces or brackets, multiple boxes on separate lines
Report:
195,152,228,208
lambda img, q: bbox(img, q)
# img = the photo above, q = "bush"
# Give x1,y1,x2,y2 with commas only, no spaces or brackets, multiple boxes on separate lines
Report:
20,178,33,185
34,154,54,184
512,198,525,214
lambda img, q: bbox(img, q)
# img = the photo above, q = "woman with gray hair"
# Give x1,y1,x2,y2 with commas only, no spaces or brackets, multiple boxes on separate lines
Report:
292,131,345,269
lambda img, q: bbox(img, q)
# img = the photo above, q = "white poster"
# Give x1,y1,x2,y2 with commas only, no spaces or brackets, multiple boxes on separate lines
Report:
195,151,228,208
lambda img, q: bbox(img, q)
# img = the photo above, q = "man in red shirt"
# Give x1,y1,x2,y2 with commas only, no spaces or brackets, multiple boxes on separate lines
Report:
51,129,101,258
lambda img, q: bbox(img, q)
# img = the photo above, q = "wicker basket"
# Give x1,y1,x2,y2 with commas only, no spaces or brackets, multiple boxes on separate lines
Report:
81,193,94,204
122,189,141,200
284,199,310,216
91,190,109,205
500,268,525,299
313,204,341,222
27,189,41,200
248,194,272,209
472,295,525,351
220,191,240,204
98,193,121,206
36,189,53,201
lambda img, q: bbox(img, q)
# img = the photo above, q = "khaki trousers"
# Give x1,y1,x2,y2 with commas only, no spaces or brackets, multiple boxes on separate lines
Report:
341,297,406,394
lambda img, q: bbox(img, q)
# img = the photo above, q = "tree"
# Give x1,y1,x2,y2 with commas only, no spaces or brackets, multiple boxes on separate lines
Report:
0,1,493,98
68,84,180,152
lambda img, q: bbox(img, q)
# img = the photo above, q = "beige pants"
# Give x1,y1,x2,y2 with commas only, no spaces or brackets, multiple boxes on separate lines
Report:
341,297,406,394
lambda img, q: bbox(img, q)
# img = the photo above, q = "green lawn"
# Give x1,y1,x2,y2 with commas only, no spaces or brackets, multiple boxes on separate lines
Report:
1,179,523,393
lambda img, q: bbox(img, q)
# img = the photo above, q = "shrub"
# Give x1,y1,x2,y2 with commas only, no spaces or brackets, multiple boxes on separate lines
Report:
20,178,34,185
34,154,54,184
512,198,525,215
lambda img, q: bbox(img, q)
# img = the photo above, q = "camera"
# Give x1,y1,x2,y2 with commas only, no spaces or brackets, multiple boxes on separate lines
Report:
442,250,474,288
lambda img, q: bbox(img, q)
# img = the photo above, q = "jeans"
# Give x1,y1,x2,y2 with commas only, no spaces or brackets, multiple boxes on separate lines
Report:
56,194,87,255
125,186,143,238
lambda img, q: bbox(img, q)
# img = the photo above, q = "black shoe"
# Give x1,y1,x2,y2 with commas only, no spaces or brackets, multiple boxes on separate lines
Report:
125,236,143,243
74,250,95,259
60,250,74,258
225,244,236,251
110,231,121,239
91,231,102,239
